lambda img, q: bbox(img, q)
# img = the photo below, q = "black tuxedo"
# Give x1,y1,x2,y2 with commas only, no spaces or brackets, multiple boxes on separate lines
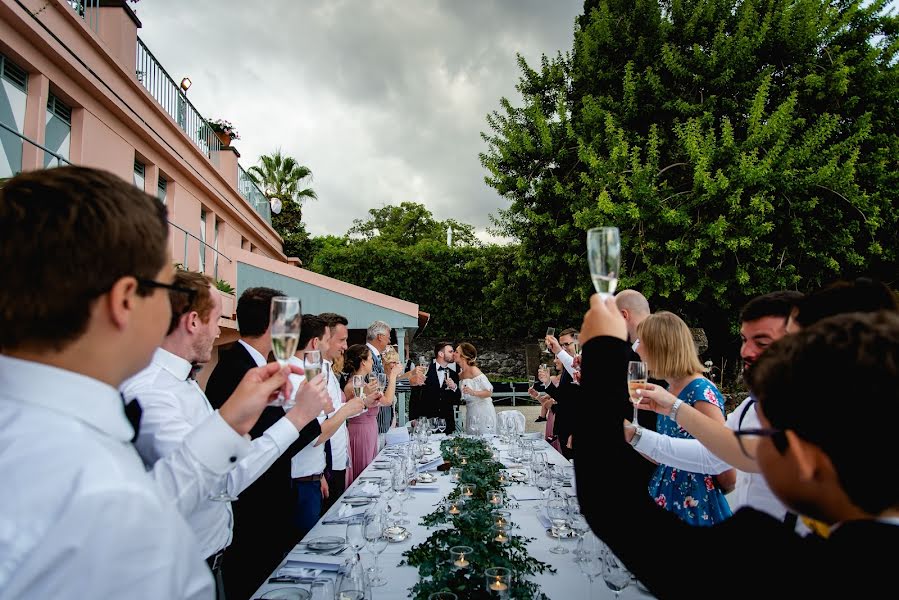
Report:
205,342,321,600
576,336,899,597
544,368,578,457
410,363,460,434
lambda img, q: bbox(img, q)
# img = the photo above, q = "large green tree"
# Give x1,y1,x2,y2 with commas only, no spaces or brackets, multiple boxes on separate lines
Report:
347,201,479,247
482,0,899,356
248,149,318,261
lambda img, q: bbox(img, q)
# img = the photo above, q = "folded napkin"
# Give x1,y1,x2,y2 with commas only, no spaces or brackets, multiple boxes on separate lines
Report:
322,502,369,524
409,480,440,492
417,457,443,472
508,487,544,501
385,427,410,446
345,482,379,498
536,507,552,529
279,554,343,574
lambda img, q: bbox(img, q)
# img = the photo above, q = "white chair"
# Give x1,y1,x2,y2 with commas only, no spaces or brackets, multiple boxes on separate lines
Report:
497,410,526,434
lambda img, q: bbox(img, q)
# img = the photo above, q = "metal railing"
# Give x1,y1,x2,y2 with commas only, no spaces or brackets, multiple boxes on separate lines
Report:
169,221,232,280
238,164,273,225
66,0,100,32
0,121,72,178
135,38,223,158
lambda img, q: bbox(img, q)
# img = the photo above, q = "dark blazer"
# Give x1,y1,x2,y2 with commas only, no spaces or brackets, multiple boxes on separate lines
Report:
544,368,578,451
575,335,899,597
410,363,460,434
205,342,321,600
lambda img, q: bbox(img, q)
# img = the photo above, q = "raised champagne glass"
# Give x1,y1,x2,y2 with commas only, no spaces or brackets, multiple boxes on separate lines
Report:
627,361,648,428
586,227,620,299
269,296,301,407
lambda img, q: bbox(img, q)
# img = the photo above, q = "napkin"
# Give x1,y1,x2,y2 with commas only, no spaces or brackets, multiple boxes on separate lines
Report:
508,488,544,501
345,482,379,498
536,507,552,529
322,502,369,524
417,457,443,472
278,554,343,574
385,427,410,446
409,480,440,492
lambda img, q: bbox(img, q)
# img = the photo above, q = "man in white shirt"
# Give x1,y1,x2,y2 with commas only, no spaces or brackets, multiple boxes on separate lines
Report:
288,314,364,538
0,167,303,600
123,272,331,596
319,312,351,509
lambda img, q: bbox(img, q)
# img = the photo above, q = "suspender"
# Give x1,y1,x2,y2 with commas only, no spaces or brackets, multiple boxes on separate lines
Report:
737,397,756,429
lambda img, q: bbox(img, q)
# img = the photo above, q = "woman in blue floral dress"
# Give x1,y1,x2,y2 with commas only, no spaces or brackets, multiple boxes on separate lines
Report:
635,312,733,526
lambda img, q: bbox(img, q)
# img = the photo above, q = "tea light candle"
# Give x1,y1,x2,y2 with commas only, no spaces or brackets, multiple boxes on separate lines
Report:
461,484,476,498
446,500,462,516
498,473,506,484
485,567,511,596
493,526,509,544
450,468,461,483
488,490,504,506
459,454,468,466
450,546,472,570
492,510,511,528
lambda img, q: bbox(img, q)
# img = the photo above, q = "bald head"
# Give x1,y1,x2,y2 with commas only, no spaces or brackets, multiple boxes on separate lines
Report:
616,290,651,342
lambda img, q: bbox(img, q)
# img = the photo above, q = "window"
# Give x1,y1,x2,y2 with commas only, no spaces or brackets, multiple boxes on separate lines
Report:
133,159,145,190
45,93,71,167
156,177,167,204
0,54,27,91
0,53,28,178
213,219,220,278
199,209,207,272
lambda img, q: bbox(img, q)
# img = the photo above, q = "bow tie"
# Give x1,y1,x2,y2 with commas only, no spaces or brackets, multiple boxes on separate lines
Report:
121,394,142,443
437,366,448,372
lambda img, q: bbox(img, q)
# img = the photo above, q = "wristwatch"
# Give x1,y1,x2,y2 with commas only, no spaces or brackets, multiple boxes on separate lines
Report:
670,399,684,424
628,426,643,448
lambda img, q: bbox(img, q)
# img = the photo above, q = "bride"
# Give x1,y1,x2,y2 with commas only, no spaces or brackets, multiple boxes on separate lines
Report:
456,342,497,434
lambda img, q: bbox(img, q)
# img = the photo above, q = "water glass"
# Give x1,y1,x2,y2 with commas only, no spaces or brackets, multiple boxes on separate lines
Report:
309,578,334,600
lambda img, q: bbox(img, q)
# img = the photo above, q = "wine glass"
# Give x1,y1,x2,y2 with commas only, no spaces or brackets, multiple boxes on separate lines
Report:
627,361,648,428
363,512,388,587
535,467,553,501
601,542,631,598
269,296,301,407
435,417,446,434
310,578,335,600
586,227,620,299
346,520,367,559
547,498,571,554
391,466,409,525
576,535,603,599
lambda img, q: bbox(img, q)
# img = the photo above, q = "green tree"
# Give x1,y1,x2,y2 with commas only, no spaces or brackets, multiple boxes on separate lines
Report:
248,149,318,262
483,0,899,355
347,202,480,247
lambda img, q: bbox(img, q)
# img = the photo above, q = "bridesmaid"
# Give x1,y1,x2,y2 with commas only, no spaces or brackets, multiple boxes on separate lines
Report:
342,344,382,484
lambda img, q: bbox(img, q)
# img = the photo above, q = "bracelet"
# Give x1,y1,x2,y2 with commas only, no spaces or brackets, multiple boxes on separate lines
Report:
669,399,684,424
628,426,643,448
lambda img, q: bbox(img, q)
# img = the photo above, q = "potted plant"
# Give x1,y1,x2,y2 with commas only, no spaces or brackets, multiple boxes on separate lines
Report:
207,118,240,147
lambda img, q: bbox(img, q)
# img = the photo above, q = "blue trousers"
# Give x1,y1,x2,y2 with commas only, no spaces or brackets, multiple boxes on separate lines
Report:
292,479,323,540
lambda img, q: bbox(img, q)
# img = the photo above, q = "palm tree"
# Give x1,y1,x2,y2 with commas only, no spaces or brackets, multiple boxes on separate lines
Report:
247,149,317,222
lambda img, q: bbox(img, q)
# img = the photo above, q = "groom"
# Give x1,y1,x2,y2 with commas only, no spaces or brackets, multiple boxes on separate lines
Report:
411,341,460,434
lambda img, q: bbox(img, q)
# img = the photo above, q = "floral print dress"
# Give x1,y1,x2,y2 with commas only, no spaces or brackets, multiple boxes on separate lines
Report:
647,378,733,526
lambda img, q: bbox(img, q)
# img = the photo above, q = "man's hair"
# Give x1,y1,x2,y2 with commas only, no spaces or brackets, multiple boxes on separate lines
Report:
739,291,804,324
748,311,899,514
434,341,453,357
236,287,284,337
636,311,705,379
0,167,168,351
794,278,898,328
167,271,215,336
615,289,650,316
319,312,348,331
366,320,390,342
299,314,327,349
558,327,579,338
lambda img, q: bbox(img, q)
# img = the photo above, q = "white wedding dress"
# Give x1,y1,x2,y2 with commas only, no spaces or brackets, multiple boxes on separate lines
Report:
460,373,496,434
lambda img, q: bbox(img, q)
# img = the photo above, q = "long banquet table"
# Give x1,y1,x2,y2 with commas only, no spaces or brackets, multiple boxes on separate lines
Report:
253,434,653,599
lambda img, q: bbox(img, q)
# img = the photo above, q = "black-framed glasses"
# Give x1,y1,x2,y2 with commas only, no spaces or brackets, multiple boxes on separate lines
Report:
560,341,575,348
733,427,787,460
137,278,197,305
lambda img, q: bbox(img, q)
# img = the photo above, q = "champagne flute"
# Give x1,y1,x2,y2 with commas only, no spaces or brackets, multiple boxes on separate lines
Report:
353,374,366,404
303,349,324,416
364,512,388,587
527,376,536,391
377,372,387,394
627,361,648,428
586,227,620,298
269,296,301,407
435,417,446,434
546,327,555,337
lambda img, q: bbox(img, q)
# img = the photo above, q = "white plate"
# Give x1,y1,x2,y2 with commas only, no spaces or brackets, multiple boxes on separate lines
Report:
342,497,373,506
305,535,346,551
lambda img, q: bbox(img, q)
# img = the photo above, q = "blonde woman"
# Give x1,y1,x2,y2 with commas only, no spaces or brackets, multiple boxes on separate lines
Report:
635,311,733,526
456,342,496,434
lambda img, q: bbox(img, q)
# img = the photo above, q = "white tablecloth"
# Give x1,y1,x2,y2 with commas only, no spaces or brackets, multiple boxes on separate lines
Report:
252,436,653,599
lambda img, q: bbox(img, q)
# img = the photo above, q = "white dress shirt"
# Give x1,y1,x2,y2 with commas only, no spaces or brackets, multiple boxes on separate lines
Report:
287,356,326,478
633,396,794,523
238,338,268,368
555,349,577,378
0,354,214,599
123,348,299,557
323,359,349,470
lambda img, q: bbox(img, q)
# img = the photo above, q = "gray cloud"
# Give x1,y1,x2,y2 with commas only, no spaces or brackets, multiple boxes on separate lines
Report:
136,0,582,240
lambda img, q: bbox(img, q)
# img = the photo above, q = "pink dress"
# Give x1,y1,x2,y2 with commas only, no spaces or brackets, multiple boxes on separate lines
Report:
346,404,380,485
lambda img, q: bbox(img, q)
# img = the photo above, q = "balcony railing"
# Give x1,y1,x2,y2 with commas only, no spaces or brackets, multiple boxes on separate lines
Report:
66,1,100,32
238,165,273,225
135,39,224,159
0,121,232,278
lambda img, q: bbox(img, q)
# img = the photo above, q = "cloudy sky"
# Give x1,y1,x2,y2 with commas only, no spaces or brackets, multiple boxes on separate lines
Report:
135,0,583,242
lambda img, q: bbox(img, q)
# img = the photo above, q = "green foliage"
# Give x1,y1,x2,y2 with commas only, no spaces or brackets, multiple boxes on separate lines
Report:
248,149,317,224
214,278,235,294
481,0,899,351
400,438,554,599
348,202,480,247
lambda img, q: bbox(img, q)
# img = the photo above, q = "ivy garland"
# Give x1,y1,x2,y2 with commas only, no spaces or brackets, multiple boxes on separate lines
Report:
400,438,555,599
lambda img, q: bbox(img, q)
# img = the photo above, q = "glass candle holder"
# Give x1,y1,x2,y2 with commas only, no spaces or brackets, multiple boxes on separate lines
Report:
459,453,468,466
492,510,512,529
445,499,464,517
487,489,504,507
449,467,461,483
497,471,507,485
460,484,476,500
449,546,472,570
485,567,511,597
492,525,510,545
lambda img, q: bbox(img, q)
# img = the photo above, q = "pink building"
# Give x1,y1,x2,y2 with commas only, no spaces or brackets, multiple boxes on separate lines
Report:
0,0,421,394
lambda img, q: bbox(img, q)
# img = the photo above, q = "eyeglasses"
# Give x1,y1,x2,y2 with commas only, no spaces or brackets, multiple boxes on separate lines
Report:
733,427,787,460
137,278,197,305
560,342,575,348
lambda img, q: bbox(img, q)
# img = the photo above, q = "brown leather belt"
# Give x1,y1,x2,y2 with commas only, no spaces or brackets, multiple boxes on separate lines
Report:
293,473,323,482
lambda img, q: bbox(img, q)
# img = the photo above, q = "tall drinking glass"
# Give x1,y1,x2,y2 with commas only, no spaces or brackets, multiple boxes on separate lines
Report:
586,227,620,299
627,361,648,428
269,296,301,408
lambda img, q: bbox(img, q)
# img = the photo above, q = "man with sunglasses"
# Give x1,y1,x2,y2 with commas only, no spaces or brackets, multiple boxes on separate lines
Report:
122,272,331,598
0,167,308,599
576,295,899,596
